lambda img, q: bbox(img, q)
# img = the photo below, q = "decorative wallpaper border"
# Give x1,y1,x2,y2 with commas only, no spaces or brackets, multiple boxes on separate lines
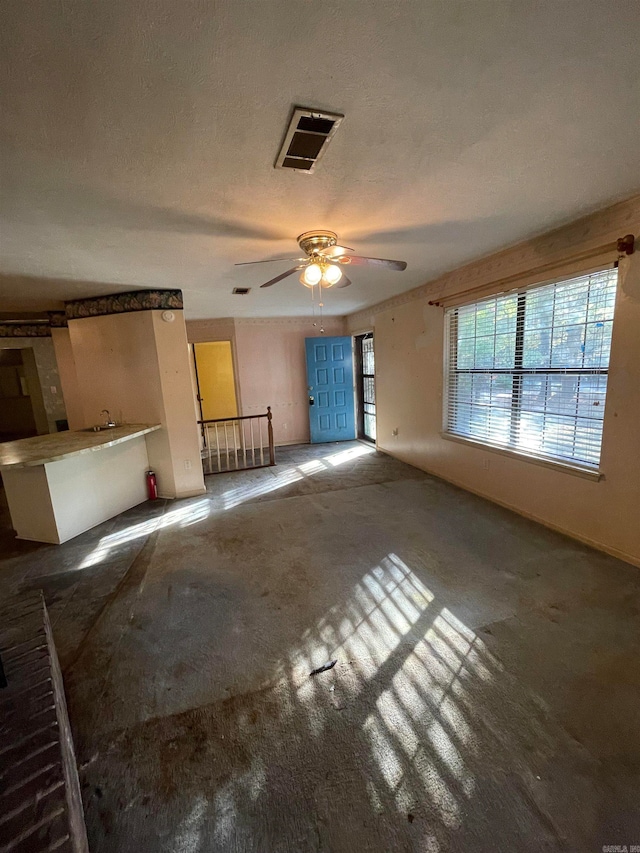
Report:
0,323,51,338
0,292,184,335
48,311,68,328
65,289,183,321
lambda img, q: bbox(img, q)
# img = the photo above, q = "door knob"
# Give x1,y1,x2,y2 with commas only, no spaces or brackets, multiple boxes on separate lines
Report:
309,396,315,406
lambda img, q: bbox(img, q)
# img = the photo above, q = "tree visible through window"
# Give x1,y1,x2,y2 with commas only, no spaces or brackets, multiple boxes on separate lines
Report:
445,268,618,468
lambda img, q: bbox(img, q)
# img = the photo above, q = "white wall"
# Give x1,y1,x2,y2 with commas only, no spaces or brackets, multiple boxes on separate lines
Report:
348,195,640,567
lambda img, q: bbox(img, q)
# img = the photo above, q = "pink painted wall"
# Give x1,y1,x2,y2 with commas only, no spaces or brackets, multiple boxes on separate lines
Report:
65,310,205,499
187,317,347,445
187,318,236,345
347,195,640,566
151,311,206,497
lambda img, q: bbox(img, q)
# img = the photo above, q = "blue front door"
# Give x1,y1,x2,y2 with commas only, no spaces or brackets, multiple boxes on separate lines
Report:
305,336,356,443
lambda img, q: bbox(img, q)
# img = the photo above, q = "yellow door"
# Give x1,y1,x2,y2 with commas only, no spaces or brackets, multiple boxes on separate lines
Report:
193,341,238,421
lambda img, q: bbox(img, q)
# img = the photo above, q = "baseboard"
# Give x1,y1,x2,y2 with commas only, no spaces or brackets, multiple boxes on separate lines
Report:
383,449,640,569
160,486,207,500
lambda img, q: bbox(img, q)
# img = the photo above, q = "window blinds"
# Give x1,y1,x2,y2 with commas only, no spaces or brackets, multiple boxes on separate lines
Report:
444,267,618,468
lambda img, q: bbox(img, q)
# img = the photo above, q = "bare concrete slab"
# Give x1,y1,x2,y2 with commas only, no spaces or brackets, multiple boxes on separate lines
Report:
1,442,638,851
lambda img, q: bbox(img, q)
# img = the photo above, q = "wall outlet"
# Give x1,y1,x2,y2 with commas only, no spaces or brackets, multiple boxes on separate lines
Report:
50,386,57,395
184,459,192,470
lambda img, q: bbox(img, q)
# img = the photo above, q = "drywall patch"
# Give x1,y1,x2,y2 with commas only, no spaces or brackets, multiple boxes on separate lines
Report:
415,304,441,349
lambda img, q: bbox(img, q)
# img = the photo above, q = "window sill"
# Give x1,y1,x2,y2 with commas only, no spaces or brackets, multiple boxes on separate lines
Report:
440,432,603,482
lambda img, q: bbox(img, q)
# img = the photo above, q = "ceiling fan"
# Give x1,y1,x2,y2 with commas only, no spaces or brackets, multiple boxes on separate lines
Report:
235,230,407,289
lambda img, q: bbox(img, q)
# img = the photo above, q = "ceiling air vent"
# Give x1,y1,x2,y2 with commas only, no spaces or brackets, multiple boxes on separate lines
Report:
275,107,344,174
232,287,251,295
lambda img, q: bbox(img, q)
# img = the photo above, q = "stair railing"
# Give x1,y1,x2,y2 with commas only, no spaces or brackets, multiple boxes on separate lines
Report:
198,407,275,474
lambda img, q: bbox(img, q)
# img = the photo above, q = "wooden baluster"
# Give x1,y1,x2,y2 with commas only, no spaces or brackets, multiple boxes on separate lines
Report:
234,420,239,469
249,418,256,468
215,423,221,473
242,420,247,469
259,417,264,466
267,406,275,466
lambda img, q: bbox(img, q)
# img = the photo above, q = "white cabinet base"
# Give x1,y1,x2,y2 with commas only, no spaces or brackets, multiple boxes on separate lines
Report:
3,436,150,544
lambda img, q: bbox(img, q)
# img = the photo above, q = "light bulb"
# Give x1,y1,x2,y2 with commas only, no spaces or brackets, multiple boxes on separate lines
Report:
322,263,342,286
301,262,322,287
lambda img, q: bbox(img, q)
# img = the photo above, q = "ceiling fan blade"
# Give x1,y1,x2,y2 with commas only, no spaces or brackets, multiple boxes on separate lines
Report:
260,266,304,288
338,255,407,271
235,257,305,266
319,245,355,258
336,273,352,288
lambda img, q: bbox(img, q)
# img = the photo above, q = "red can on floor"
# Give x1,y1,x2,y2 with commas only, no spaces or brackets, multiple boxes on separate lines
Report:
146,470,158,501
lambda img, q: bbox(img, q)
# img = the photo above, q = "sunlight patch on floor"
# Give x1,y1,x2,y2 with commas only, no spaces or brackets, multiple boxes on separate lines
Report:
173,794,207,853
77,499,211,568
323,444,376,466
221,466,304,510
286,552,497,832
220,443,376,509
76,443,376,566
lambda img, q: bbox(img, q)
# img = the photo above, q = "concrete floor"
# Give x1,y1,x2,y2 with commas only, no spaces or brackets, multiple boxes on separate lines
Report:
1,441,639,852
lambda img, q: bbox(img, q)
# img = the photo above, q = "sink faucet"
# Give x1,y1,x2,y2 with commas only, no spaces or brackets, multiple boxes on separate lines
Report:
101,409,116,427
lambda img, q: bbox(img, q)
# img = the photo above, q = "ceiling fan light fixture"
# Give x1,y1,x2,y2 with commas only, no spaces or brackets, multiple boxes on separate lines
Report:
322,263,342,286
300,262,323,287
243,230,406,290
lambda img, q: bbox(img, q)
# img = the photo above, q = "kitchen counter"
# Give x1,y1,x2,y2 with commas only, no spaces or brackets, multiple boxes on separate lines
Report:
0,424,161,468
0,424,163,544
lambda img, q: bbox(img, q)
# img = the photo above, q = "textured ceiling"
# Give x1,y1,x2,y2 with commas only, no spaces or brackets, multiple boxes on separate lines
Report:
1,0,639,319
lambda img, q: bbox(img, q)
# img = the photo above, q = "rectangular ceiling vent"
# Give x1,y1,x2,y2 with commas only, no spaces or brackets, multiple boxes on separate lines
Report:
232,287,251,295
275,107,344,174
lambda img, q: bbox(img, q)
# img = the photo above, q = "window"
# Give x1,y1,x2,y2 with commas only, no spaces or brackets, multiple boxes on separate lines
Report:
444,268,618,469
356,333,376,441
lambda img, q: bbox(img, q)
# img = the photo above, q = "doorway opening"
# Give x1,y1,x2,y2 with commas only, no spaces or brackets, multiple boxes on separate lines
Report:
355,333,376,443
0,348,45,442
190,341,275,474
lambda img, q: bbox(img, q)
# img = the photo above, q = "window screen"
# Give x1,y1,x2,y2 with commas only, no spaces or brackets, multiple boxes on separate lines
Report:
445,268,618,468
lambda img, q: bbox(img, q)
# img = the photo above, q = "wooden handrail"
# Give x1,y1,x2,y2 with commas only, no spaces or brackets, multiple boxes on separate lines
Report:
197,406,272,426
